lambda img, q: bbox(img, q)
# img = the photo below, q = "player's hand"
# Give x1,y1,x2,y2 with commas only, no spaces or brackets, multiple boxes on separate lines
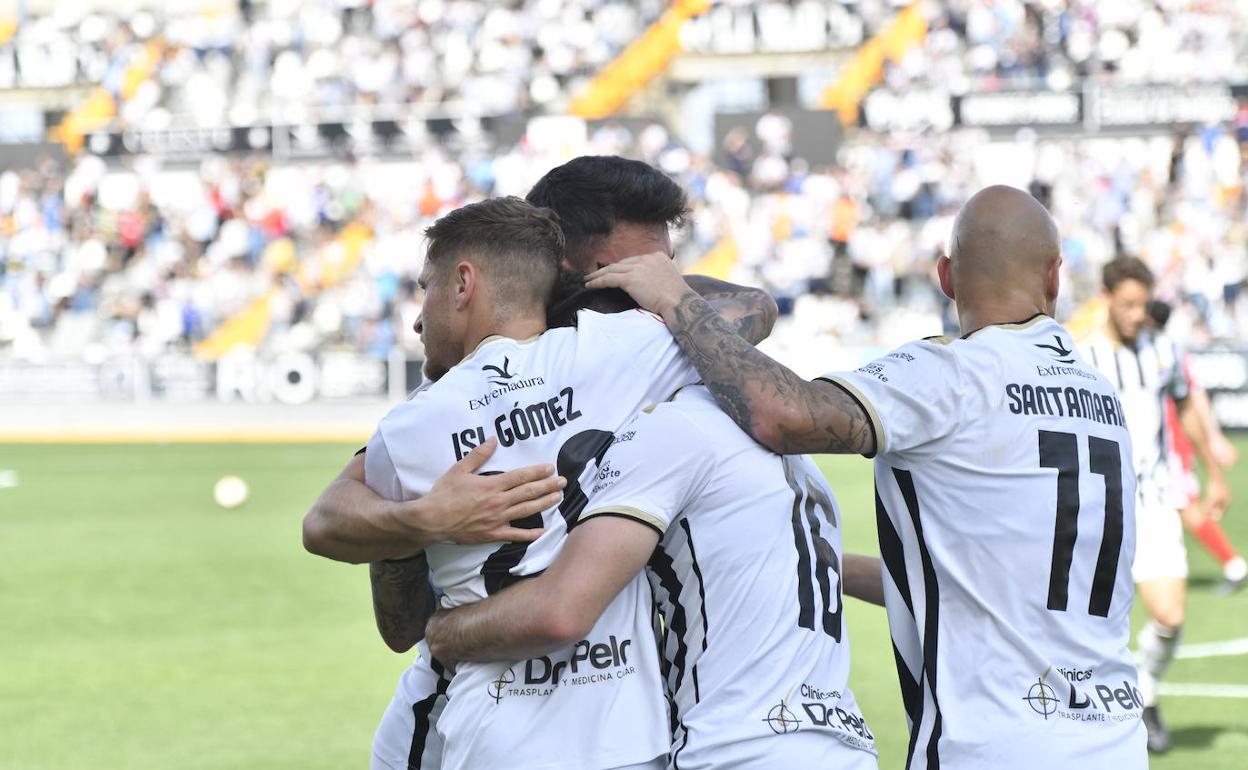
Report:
413,438,565,544
425,610,460,673
1204,474,1231,521
585,252,692,319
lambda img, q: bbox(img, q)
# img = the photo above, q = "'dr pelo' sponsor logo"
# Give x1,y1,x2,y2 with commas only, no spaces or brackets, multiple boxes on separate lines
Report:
763,701,801,734
801,702,875,744
1023,672,1143,722
488,668,516,704
525,635,632,684
487,635,635,702
1057,666,1094,683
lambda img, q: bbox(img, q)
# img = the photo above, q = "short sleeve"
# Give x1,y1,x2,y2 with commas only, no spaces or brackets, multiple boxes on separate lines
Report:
578,404,715,535
819,338,966,459
363,427,406,501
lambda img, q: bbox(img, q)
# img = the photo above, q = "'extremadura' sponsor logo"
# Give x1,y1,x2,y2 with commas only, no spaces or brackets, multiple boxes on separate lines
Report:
468,376,547,411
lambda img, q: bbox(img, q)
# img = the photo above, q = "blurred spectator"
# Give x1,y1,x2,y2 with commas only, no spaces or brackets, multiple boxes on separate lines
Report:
0,0,666,129
2,0,1247,364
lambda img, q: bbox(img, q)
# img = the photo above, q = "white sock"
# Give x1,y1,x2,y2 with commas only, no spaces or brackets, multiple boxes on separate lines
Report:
1137,668,1158,710
1136,621,1182,707
1225,556,1248,582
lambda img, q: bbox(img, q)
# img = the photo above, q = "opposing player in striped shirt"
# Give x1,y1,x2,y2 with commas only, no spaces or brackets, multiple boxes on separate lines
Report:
1147,299,1245,595
1079,257,1232,752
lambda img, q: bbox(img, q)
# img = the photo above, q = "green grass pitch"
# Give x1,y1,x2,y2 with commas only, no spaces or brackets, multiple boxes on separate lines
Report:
2,440,1246,768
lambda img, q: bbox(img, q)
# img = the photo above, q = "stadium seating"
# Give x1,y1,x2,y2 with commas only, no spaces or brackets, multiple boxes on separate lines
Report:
2,0,1247,368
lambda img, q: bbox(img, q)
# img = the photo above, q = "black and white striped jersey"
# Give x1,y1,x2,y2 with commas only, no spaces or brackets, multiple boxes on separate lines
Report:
826,315,1147,770
1078,328,1188,490
581,386,878,769
365,309,697,770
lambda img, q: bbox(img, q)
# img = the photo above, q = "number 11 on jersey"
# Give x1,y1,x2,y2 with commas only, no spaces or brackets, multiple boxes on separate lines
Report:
1039,430,1126,618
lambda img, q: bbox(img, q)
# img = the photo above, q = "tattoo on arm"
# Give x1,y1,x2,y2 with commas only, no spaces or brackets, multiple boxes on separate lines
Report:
684,275,777,345
706,292,773,344
667,290,874,456
370,555,437,651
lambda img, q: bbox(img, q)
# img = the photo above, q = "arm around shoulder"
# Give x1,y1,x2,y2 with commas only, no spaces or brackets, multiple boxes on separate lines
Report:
370,553,438,652
653,288,874,456
301,452,423,563
302,438,563,563
426,515,661,665
684,274,778,345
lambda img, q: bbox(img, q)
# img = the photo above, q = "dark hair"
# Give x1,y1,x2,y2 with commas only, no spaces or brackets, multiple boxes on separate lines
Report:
1102,256,1154,292
424,197,564,310
525,156,690,271
1147,299,1172,329
545,270,638,327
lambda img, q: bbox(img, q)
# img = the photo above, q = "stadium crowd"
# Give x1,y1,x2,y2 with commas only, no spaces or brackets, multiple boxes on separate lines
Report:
8,0,666,125
8,1,1246,122
904,0,1247,91
2,0,1248,363
6,118,1247,362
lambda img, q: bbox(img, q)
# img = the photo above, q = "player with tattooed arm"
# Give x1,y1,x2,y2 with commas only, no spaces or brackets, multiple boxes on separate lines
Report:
588,186,1147,769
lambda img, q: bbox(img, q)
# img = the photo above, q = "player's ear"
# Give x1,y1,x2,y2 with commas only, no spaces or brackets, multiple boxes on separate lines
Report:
455,261,476,309
937,254,955,300
1046,257,1061,306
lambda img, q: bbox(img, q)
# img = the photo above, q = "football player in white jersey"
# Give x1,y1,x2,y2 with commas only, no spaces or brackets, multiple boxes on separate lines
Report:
1078,257,1232,753
420,383,885,769
354,197,688,770
302,178,773,763
588,186,1148,769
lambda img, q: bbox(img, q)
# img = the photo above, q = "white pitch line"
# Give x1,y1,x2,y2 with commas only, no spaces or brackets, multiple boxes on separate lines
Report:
1158,683,1248,699
1175,636,1248,660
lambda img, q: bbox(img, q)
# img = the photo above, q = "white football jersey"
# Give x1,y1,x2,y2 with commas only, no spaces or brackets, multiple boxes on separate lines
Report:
826,315,1146,770
366,309,698,770
581,386,878,769
371,642,450,770
1078,328,1188,490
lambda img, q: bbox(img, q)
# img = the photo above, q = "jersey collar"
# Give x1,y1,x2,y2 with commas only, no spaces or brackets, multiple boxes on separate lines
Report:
468,331,544,359
960,312,1050,340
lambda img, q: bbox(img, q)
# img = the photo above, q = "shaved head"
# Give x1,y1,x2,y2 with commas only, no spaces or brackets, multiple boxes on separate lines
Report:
940,185,1063,333
950,185,1060,284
